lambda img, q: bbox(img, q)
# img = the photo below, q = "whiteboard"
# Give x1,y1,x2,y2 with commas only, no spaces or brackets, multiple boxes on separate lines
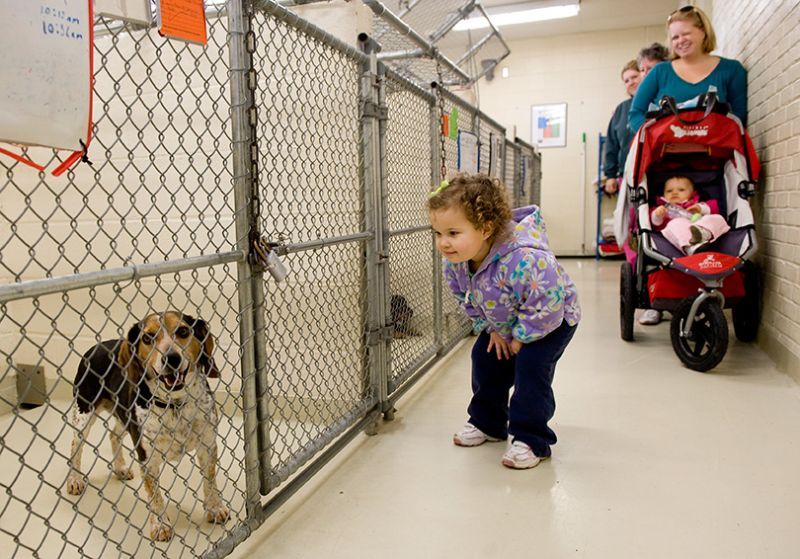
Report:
0,0,92,151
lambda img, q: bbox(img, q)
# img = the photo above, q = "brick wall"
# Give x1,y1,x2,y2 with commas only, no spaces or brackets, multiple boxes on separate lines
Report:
710,0,800,377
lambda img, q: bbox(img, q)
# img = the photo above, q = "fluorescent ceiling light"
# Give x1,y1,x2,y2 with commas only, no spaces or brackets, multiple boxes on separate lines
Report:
454,3,580,31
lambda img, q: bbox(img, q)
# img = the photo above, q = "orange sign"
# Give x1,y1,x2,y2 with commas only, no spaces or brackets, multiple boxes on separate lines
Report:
157,0,207,45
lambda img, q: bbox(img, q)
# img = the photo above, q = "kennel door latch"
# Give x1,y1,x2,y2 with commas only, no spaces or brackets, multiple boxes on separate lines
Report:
252,236,289,282
366,325,393,345
361,100,388,121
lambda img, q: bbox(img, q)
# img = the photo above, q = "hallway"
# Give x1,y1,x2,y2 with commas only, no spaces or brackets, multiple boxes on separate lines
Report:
233,259,800,558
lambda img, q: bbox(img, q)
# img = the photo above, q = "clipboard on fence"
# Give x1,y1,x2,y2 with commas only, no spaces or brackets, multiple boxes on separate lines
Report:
0,0,94,176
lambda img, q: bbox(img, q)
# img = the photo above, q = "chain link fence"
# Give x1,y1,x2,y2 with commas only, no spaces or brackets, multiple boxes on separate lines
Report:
366,0,510,88
0,1,540,557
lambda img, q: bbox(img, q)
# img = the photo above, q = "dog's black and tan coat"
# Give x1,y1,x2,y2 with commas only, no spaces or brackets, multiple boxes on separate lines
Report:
65,312,229,541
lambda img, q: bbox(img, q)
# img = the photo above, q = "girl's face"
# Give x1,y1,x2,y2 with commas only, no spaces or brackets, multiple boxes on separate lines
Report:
622,69,641,97
669,20,706,59
430,206,492,268
664,178,695,204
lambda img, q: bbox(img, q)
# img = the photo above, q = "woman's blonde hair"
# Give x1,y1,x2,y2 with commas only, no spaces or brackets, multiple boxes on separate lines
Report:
427,173,512,245
621,59,639,79
666,5,716,59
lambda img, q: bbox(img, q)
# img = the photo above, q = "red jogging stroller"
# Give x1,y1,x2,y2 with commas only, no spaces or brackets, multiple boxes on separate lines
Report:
615,93,760,372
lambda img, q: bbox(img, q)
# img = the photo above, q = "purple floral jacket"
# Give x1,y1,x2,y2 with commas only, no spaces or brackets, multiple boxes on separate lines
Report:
444,206,581,343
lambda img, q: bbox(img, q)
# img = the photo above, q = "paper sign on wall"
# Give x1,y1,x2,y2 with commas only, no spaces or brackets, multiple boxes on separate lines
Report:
458,130,479,174
449,107,459,140
157,0,208,45
488,132,503,178
0,0,94,175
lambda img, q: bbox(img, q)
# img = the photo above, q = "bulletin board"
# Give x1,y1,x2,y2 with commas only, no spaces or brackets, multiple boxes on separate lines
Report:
0,0,93,174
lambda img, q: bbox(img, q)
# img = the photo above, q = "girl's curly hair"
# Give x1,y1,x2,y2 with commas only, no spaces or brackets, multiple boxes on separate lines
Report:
427,173,512,244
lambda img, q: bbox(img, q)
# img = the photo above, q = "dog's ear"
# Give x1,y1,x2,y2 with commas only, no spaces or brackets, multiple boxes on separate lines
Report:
118,322,144,383
183,314,220,378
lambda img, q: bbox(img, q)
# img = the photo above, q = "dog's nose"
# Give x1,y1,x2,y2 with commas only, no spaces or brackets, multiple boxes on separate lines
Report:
163,353,183,371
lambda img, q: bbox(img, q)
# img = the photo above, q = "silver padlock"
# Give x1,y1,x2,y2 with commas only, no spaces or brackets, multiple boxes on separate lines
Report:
266,250,289,282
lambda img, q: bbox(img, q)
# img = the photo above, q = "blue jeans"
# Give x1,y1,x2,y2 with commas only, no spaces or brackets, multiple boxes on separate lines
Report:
467,320,577,457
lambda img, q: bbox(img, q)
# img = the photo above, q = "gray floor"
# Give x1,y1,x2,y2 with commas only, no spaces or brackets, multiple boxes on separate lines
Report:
231,259,800,559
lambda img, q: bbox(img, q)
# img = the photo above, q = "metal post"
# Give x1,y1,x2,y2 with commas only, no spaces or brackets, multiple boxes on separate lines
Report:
430,94,443,352
227,0,267,519
376,61,395,417
358,34,389,424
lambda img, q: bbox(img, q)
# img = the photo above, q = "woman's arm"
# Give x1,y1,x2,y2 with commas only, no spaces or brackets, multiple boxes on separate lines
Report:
629,65,661,132
726,60,748,127
603,105,622,179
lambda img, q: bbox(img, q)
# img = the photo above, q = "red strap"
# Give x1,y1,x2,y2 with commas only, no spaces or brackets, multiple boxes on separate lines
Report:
52,150,85,177
0,147,46,172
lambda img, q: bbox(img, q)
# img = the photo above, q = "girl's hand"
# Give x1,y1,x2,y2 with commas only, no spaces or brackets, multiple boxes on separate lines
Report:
687,204,702,213
510,339,524,354
653,206,667,219
487,331,512,360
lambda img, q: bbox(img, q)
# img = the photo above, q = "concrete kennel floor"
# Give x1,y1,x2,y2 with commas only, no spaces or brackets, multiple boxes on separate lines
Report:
232,258,800,559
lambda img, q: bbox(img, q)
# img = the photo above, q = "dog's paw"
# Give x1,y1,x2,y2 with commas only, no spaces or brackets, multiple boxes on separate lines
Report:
65,474,86,495
113,468,134,481
149,518,173,542
205,503,230,524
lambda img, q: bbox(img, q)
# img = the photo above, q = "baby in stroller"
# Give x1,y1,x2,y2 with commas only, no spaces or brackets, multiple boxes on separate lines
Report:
651,175,730,255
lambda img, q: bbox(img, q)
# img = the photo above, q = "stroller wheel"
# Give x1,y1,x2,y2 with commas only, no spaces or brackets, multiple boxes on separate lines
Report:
670,297,728,372
733,262,760,342
620,262,635,341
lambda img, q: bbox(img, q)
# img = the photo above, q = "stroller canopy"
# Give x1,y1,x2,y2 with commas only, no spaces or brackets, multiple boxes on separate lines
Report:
632,108,760,187
614,97,760,247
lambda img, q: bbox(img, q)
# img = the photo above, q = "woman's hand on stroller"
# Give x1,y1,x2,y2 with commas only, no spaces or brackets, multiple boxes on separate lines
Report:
604,177,619,195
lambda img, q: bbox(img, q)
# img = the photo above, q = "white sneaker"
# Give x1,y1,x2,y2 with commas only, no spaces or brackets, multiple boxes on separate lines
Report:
639,309,662,325
453,423,502,447
501,441,543,469
689,225,712,245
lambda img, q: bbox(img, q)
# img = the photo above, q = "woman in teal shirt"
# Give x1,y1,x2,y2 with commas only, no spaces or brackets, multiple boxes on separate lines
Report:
630,6,747,328
629,5,747,132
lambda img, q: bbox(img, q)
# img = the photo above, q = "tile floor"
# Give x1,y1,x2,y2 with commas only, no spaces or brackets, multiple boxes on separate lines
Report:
231,258,800,559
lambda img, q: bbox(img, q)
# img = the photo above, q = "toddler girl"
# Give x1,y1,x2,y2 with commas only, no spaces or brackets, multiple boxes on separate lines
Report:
428,174,580,470
651,175,729,254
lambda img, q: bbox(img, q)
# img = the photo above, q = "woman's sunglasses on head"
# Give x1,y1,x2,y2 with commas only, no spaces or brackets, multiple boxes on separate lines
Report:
668,5,697,23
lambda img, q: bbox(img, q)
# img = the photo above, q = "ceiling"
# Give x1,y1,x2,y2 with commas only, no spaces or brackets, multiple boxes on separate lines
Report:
475,0,680,41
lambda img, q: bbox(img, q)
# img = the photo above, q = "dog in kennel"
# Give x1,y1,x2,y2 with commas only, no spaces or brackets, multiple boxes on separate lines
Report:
390,294,420,339
65,311,229,541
